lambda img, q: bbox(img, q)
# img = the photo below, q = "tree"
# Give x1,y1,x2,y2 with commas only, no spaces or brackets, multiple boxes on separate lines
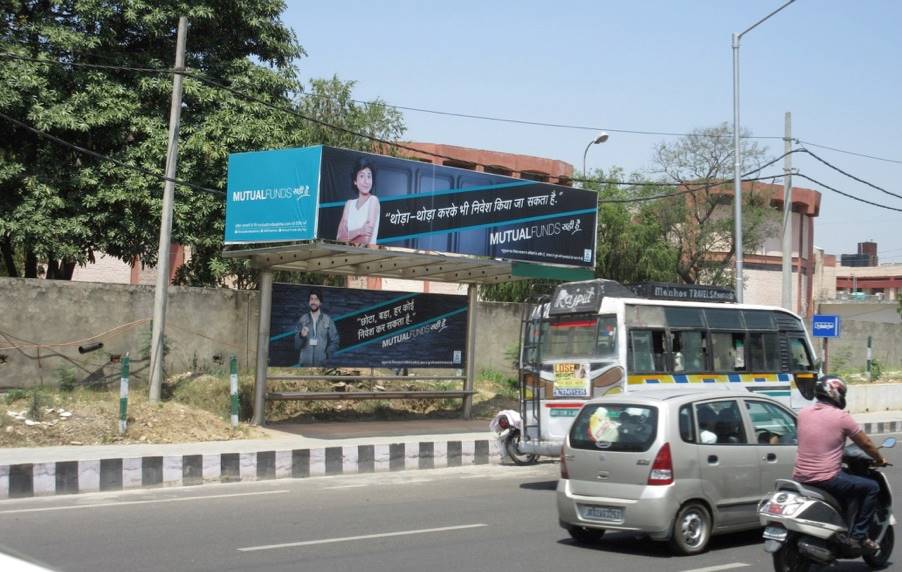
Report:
0,1,404,285
649,123,780,286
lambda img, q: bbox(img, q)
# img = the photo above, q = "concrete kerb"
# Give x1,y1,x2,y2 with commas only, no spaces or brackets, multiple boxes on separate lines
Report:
3,412,901,501
0,437,502,500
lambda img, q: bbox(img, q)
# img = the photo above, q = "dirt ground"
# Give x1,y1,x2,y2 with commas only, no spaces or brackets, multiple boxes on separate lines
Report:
0,371,517,448
0,388,263,448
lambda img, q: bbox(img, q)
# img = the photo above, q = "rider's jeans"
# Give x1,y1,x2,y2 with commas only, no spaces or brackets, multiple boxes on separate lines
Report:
812,471,881,540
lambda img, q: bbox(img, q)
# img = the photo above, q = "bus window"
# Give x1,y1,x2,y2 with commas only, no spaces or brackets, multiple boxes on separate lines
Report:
594,316,618,359
789,338,813,371
711,332,747,372
749,332,779,371
629,330,667,373
541,319,598,359
672,330,707,373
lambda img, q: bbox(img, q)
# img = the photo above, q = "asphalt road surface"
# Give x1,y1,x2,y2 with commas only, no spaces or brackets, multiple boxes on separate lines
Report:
2,434,901,572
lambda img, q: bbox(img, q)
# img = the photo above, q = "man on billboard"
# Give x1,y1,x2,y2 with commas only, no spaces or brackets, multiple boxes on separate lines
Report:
294,288,340,367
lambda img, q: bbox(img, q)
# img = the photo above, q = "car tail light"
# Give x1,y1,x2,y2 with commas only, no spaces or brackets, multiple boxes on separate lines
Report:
498,416,510,430
560,446,569,479
647,443,673,485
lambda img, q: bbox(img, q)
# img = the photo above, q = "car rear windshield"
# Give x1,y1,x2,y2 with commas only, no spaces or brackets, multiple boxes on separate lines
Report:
570,404,658,452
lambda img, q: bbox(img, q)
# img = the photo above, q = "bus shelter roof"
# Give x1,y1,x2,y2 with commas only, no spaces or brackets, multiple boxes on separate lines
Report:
223,241,592,285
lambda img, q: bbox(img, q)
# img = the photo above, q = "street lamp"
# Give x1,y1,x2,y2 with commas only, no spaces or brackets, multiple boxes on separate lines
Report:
732,0,796,303
582,131,610,184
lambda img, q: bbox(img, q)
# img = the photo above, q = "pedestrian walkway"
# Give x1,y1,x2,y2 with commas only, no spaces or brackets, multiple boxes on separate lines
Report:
2,411,901,501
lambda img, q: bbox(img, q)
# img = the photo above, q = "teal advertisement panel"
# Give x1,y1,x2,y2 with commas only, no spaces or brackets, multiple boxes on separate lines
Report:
224,146,322,243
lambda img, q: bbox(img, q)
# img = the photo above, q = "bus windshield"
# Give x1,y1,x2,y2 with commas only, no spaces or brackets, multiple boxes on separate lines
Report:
540,316,618,361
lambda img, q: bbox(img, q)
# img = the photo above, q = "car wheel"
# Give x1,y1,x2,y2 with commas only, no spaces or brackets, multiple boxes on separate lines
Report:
567,525,605,544
668,502,711,555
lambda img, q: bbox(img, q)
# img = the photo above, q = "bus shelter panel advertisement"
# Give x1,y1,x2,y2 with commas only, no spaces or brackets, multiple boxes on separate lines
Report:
225,145,597,267
268,283,467,368
224,146,322,243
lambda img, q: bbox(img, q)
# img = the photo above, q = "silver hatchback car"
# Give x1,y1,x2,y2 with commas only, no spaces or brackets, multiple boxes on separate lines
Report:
557,390,798,554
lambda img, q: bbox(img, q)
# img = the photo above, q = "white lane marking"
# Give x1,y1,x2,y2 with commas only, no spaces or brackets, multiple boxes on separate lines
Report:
0,489,289,515
679,564,750,572
238,523,488,552
323,484,369,490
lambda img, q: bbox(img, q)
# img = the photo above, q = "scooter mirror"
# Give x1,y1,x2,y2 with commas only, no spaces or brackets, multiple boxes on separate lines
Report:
881,437,897,448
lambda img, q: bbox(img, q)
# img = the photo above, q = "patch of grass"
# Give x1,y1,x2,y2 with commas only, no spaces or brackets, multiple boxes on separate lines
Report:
168,374,255,421
4,388,29,404
56,367,77,392
478,368,518,398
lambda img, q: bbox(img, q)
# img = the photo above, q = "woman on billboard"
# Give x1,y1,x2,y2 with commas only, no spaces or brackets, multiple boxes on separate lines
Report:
337,158,380,247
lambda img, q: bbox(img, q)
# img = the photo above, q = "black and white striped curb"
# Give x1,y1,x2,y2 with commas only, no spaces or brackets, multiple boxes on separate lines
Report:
0,439,501,500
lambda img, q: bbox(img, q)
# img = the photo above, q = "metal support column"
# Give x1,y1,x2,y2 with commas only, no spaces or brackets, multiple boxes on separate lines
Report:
253,269,274,426
463,284,478,419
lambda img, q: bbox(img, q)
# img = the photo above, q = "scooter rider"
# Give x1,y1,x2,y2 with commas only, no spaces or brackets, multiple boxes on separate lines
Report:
792,376,888,553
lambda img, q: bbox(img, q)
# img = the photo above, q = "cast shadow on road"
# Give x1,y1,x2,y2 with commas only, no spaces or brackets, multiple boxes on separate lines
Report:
558,529,763,559
518,480,558,491
558,530,893,570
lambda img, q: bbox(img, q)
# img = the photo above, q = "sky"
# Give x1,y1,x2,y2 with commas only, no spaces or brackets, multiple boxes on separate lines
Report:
283,0,902,262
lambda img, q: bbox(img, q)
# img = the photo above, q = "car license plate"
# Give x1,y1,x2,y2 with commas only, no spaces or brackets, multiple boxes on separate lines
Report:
578,504,623,523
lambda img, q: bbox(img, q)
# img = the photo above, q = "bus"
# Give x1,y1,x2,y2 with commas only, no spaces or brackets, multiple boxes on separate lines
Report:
506,279,820,461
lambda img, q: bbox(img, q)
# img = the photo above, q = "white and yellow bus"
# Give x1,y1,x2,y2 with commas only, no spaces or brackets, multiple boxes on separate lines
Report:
510,279,819,460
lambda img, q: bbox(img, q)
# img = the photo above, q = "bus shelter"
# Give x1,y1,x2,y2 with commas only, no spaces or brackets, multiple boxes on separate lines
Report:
222,145,598,425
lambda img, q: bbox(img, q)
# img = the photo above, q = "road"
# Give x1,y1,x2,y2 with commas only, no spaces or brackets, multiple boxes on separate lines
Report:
1,435,900,572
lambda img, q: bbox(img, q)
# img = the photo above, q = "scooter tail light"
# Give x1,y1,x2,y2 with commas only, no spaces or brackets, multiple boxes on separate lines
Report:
647,443,674,485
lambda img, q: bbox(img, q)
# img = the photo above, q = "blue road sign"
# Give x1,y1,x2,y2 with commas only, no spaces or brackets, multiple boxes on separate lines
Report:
812,314,841,338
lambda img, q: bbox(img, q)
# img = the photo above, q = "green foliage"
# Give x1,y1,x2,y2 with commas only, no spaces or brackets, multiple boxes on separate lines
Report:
55,366,77,391
870,358,882,382
479,368,518,398
168,374,255,421
1,1,404,286
649,123,780,286
4,388,29,404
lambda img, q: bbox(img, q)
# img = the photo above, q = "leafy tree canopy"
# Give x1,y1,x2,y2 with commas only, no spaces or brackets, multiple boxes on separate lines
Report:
0,0,404,284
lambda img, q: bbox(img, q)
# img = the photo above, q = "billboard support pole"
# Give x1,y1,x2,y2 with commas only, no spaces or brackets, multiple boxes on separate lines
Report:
463,284,478,419
253,269,274,426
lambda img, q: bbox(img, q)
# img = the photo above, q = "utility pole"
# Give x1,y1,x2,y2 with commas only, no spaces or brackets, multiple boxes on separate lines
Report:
781,112,793,312
149,16,188,403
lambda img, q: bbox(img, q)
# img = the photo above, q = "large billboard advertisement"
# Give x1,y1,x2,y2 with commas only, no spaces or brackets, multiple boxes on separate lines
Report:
225,146,597,267
267,283,468,368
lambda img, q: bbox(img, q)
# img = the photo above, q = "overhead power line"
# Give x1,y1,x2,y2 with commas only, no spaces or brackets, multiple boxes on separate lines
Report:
798,140,902,166
6,53,902,213
794,173,902,213
0,111,224,196
799,148,902,201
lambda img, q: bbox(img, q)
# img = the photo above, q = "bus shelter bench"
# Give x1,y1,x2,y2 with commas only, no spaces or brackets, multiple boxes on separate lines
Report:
267,390,475,402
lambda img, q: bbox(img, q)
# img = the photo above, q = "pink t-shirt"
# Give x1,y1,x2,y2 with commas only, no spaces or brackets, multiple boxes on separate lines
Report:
793,402,861,483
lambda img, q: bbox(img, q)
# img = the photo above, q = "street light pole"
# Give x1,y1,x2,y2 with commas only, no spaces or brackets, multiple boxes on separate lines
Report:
732,0,796,303
582,131,609,186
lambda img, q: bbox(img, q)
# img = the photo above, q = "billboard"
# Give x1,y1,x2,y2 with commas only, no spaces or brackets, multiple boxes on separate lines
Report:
225,146,597,267
268,283,468,368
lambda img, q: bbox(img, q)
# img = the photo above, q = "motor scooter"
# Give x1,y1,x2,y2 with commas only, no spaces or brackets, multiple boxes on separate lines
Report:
489,410,538,465
758,437,896,571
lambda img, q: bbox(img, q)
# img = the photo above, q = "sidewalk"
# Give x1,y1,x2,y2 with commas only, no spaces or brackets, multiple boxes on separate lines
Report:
2,411,901,501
